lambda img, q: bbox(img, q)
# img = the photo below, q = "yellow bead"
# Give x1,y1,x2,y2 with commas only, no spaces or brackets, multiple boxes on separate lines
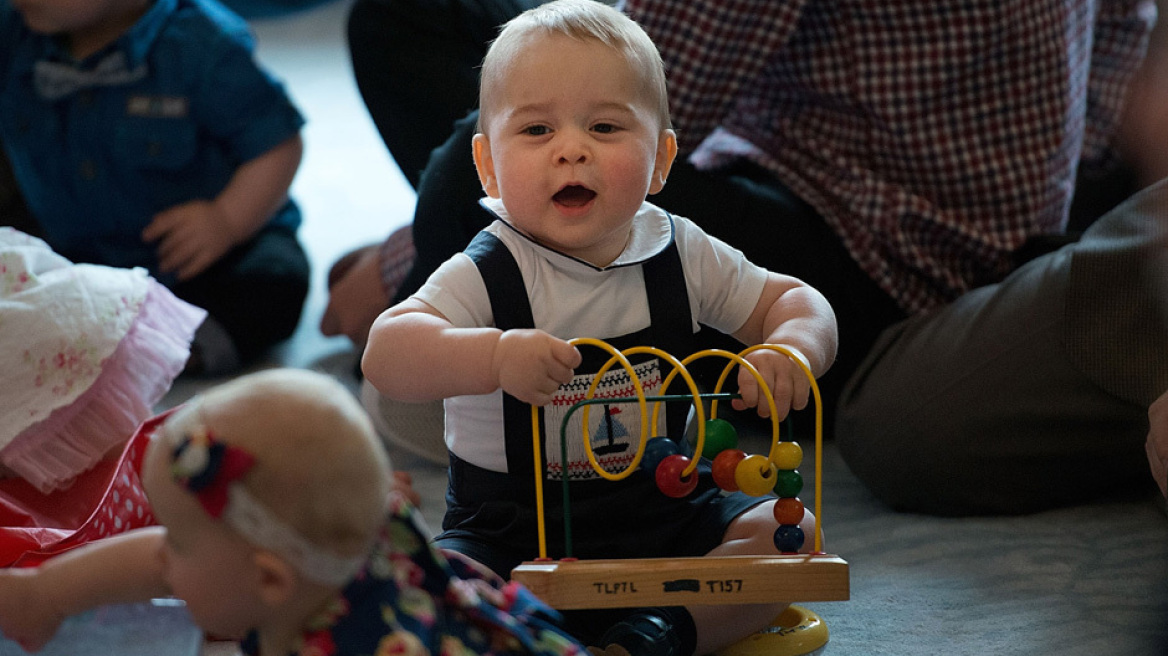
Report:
735,454,778,497
772,441,803,470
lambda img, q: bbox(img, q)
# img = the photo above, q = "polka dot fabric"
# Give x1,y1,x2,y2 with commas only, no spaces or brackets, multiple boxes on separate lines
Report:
0,410,165,568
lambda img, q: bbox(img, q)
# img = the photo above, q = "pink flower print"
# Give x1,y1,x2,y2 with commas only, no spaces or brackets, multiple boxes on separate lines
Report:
25,337,101,396
0,257,34,294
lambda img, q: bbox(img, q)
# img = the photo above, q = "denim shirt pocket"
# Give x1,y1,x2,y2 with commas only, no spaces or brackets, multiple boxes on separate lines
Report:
114,117,197,170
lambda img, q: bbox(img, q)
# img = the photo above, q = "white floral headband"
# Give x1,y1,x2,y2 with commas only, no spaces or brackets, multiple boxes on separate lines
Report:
162,423,365,586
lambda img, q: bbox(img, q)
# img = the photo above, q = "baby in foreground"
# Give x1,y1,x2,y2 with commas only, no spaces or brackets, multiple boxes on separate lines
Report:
0,369,585,656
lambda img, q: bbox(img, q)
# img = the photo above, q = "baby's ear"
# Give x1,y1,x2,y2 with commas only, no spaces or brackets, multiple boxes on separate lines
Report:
649,129,677,195
472,134,501,198
253,550,298,607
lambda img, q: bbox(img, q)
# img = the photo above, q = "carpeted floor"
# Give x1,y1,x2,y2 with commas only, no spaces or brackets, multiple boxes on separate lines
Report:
163,3,1168,654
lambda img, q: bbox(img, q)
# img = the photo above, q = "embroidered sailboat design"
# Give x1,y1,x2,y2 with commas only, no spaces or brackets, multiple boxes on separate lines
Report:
592,405,631,455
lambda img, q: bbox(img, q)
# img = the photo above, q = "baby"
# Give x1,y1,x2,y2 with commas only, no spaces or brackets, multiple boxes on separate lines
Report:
0,0,311,374
362,2,839,655
0,369,585,656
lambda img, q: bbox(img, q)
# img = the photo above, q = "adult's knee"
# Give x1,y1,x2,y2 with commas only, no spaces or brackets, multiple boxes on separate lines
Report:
835,407,981,515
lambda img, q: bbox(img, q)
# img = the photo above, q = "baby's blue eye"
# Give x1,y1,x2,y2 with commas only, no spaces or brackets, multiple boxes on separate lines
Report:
593,123,617,134
525,125,550,136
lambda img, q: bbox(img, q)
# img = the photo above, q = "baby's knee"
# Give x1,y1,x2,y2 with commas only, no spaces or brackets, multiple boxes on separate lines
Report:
721,501,819,555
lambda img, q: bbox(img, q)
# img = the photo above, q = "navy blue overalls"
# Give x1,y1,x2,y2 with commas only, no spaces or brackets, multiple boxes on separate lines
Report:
433,228,763,582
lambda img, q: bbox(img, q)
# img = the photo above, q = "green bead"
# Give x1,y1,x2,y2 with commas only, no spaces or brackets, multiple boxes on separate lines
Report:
701,418,739,459
773,469,804,498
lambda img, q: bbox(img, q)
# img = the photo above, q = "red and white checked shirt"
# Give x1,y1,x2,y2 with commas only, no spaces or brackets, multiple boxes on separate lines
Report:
622,0,1154,314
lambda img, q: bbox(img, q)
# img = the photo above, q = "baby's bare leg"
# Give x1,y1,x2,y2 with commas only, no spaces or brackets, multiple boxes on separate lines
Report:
690,501,818,655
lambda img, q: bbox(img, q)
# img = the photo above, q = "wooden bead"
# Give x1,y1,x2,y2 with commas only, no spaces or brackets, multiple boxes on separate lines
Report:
772,497,805,525
701,418,739,459
712,448,747,491
773,525,806,553
773,469,804,498
641,436,679,475
771,441,804,471
735,454,778,497
655,454,699,498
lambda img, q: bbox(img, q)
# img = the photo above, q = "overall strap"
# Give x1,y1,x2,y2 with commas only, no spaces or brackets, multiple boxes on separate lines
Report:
465,230,542,476
465,230,534,331
639,238,694,361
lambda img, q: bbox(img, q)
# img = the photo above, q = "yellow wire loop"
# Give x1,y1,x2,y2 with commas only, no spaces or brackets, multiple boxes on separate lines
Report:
530,340,826,557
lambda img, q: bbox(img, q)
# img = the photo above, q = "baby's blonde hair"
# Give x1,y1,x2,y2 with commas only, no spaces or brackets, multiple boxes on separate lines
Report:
161,369,390,559
478,0,671,131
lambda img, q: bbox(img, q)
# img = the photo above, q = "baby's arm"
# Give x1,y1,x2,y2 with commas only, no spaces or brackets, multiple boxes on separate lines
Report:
0,527,170,652
730,273,838,419
362,298,581,406
142,135,303,281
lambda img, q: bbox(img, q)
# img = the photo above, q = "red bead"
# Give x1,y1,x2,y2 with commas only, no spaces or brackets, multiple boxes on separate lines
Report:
655,454,699,498
712,449,747,491
772,497,805,525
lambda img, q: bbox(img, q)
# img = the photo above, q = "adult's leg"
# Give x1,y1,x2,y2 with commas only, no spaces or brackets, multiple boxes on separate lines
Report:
174,225,310,366
347,0,541,188
652,162,907,420
837,181,1168,515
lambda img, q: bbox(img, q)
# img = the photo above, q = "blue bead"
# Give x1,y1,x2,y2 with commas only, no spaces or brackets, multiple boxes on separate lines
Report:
773,525,805,553
641,436,680,474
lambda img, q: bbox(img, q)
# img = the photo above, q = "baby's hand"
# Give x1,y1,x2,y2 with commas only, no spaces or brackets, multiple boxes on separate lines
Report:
492,330,581,406
732,347,811,420
142,200,238,281
0,568,65,653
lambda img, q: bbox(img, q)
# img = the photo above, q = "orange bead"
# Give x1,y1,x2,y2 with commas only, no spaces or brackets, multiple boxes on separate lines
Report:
772,497,805,525
712,449,747,491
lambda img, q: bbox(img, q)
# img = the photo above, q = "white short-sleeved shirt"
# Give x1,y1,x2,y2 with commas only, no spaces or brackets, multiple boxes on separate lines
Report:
414,198,768,472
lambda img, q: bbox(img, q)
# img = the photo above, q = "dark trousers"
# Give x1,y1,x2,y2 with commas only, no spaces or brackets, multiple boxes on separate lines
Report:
172,224,309,363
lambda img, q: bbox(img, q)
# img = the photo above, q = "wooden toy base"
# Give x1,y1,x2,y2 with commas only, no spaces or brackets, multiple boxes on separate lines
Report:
511,554,849,609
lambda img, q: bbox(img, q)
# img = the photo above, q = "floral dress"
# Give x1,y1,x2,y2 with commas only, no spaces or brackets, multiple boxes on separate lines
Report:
242,495,585,656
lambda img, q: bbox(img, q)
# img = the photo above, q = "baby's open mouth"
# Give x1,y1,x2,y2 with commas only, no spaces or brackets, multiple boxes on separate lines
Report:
553,185,597,207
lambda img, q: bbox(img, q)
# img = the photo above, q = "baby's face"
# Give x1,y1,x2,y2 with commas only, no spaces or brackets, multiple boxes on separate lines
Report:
142,437,265,640
474,33,675,267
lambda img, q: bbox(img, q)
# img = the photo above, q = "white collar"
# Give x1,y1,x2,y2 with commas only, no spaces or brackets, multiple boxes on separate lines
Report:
479,197,674,271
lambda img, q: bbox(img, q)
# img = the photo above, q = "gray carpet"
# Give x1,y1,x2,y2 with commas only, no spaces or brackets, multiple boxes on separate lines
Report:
163,3,1168,654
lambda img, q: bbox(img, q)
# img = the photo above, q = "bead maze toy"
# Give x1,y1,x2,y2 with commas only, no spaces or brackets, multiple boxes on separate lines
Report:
510,339,849,611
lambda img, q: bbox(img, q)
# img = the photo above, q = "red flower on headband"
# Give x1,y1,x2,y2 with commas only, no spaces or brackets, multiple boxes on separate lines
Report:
170,428,256,518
